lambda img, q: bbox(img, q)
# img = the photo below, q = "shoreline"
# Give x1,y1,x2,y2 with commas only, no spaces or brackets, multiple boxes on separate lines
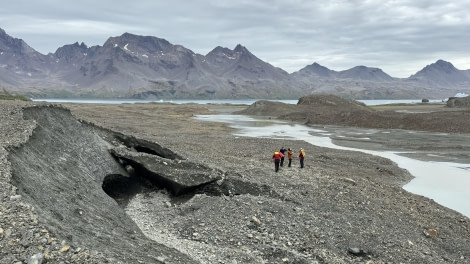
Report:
197,112,470,217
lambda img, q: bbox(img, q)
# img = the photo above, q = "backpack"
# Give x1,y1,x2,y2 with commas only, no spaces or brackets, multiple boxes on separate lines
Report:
301,150,306,157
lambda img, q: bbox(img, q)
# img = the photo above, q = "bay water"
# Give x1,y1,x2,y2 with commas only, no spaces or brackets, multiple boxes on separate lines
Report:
32,98,443,106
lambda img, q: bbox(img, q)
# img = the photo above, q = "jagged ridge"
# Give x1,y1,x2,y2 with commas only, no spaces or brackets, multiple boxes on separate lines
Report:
0,28,469,99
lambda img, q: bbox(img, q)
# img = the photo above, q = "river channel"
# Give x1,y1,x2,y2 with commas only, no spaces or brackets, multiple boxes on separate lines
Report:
195,114,470,218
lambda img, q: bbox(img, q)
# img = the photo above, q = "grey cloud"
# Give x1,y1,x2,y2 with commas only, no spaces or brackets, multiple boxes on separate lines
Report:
0,0,469,77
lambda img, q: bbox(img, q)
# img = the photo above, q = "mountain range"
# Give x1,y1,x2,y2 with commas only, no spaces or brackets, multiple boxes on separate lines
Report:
0,28,469,100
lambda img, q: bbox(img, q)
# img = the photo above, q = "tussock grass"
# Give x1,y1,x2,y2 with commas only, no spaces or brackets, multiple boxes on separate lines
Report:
0,94,31,101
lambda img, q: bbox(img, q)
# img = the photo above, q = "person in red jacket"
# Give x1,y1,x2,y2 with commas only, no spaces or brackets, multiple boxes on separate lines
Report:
272,149,284,172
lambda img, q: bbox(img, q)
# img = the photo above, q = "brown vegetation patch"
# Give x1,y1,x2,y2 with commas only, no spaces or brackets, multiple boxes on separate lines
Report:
447,96,470,108
240,94,470,133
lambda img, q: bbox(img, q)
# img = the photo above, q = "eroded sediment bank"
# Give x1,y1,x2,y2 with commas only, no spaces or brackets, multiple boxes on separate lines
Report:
6,105,203,263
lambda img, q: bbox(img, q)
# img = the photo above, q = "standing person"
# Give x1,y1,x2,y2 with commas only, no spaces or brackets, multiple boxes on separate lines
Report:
299,148,306,168
272,149,282,172
287,148,293,167
279,147,286,167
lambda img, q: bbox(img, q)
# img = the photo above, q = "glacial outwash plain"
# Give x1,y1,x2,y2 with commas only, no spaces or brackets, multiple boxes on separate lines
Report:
0,95,469,263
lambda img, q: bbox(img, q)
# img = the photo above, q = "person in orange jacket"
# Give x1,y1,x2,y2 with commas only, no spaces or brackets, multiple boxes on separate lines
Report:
272,149,284,172
287,148,293,167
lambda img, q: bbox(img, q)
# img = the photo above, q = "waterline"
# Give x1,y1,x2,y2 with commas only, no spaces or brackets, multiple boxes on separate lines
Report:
195,114,470,218
32,98,443,106
31,98,299,105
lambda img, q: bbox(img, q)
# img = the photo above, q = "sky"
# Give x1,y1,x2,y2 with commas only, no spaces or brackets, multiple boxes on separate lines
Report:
1,0,469,78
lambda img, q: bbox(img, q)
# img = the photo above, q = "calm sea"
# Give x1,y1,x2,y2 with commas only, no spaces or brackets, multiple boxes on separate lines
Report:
32,98,444,106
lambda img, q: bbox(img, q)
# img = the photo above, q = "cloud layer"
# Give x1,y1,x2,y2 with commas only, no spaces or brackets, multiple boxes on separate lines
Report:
1,0,469,77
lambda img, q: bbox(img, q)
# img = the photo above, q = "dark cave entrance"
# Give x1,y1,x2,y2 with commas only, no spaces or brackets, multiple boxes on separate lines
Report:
102,173,159,207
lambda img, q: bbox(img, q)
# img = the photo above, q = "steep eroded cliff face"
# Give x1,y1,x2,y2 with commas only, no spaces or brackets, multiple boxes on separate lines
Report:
7,105,197,263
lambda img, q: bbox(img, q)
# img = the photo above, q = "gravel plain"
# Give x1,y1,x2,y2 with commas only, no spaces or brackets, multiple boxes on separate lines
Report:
0,99,469,263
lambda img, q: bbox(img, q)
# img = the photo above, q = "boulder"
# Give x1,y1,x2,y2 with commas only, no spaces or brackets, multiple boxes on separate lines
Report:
110,147,223,195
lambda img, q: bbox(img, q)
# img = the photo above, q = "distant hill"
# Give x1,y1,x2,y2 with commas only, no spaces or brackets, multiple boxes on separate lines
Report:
409,59,470,85
336,66,395,81
0,28,469,99
292,61,470,99
288,62,336,78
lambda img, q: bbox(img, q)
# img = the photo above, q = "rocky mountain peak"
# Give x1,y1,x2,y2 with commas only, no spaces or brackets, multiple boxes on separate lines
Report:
205,44,260,67
207,46,232,55
0,28,36,55
338,65,394,81
305,62,325,70
410,59,470,83
423,59,458,73
294,62,335,77
104,32,173,54
54,42,89,60
435,59,454,67
206,46,241,60
0,28,7,38
234,44,248,53
233,44,259,61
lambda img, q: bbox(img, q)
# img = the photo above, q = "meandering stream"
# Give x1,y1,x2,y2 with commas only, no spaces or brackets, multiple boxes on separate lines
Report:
196,114,470,218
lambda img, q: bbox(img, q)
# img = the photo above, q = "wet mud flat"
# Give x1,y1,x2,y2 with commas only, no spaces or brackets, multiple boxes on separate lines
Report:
1,100,469,263
313,125,470,164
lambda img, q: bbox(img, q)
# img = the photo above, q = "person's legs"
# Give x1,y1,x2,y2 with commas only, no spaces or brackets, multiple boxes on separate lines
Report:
280,157,284,167
300,158,304,168
275,160,280,172
288,158,292,167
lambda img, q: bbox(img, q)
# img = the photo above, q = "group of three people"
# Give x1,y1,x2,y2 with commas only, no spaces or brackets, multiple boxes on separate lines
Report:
272,147,306,172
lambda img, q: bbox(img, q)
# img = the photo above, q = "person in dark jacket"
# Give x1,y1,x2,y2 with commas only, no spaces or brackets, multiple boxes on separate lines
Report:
279,147,286,167
299,148,305,168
